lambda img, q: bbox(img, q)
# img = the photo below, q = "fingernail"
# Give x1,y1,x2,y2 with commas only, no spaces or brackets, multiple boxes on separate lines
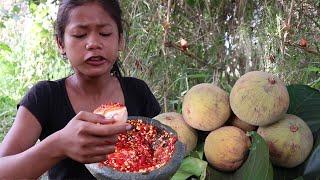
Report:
126,125,132,130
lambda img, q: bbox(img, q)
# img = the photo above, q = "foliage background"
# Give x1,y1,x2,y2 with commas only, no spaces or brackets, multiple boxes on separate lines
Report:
0,0,319,141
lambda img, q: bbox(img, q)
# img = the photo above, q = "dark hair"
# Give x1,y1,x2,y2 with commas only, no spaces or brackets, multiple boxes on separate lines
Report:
55,0,123,77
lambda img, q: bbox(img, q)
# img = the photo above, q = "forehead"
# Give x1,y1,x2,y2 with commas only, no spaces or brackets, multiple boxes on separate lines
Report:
66,2,115,29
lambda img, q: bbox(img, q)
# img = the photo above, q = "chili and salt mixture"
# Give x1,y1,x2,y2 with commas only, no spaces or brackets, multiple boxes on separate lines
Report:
100,119,177,173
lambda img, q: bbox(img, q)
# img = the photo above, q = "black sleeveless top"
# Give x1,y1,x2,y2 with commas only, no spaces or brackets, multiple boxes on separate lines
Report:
18,76,161,179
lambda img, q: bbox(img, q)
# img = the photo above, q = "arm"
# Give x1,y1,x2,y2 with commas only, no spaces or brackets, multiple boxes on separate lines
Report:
0,106,64,179
0,106,131,179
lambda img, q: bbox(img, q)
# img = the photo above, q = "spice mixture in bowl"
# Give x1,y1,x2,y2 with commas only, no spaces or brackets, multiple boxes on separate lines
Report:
85,116,185,180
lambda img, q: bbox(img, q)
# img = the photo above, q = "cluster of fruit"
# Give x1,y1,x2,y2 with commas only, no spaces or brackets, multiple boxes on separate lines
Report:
154,71,314,171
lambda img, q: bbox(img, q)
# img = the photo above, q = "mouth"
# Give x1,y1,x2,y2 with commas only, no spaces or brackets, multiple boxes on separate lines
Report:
85,56,107,66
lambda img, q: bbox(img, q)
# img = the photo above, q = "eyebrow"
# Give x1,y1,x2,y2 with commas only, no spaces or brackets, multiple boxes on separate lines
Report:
71,23,112,29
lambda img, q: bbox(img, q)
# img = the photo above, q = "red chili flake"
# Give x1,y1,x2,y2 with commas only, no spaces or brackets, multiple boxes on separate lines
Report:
99,119,177,173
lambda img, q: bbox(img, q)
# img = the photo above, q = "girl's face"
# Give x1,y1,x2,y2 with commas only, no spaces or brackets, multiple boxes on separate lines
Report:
59,2,123,77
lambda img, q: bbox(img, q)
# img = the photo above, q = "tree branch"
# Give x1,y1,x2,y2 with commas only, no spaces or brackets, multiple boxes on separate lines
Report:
284,41,320,55
164,41,225,70
162,0,173,57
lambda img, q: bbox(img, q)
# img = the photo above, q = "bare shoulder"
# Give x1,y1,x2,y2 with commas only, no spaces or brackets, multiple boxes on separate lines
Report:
0,106,42,157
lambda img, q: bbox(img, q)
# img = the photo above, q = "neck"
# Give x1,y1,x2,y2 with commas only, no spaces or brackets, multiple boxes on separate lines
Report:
68,73,114,96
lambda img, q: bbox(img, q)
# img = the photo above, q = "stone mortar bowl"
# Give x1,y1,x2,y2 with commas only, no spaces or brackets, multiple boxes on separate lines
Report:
85,116,185,180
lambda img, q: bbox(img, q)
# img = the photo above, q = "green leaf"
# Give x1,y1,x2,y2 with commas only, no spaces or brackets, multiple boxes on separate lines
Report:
29,2,37,14
0,21,5,28
171,157,208,180
287,85,320,133
12,5,21,14
305,66,320,73
0,43,12,52
234,132,273,180
273,166,304,180
171,170,194,180
199,162,207,180
303,130,320,179
294,176,304,180
189,142,204,159
185,0,197,7
205,166,233,180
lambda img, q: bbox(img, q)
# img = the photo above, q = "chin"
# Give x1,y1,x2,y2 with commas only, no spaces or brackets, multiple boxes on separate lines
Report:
75,62,113,77
79,69,112,79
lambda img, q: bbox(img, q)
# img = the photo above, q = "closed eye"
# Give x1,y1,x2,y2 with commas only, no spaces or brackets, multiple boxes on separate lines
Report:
100,33,112,37
72,34,86,38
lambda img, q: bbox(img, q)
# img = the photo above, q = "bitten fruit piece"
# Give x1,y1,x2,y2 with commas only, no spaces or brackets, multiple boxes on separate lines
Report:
94,103,128,123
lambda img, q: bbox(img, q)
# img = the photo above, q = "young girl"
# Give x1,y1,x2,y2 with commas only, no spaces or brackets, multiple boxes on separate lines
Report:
0,0,161,179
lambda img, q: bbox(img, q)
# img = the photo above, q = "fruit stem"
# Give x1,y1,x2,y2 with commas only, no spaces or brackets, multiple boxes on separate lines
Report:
268,77,276,84
290,125,299,132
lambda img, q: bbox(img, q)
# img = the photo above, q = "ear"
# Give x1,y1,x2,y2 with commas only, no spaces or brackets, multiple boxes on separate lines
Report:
55,36,65,55
118,34,125,51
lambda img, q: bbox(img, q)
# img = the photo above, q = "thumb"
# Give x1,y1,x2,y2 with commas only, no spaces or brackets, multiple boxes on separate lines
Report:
76,111,115,124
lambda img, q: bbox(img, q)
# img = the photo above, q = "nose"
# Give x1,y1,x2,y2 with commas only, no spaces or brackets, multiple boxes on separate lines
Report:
85,34,102,50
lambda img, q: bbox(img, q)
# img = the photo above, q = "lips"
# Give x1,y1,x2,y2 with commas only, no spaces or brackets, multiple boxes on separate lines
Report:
85,56,107,66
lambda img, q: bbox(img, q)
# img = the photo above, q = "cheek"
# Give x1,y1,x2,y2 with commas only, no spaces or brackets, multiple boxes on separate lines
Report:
111,50,119,59
106,44,120,60
64,40,83,58
64,45,83,66
64,35,83,49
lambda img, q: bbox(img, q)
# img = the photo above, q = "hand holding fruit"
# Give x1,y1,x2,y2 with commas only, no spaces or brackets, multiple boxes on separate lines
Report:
56,110,130,164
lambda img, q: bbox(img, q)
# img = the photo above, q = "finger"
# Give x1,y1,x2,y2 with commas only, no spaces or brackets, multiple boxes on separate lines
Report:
76,111,115,124
83,155,107,164
85,123,132,137
85,145,115,157
85,135,118,146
